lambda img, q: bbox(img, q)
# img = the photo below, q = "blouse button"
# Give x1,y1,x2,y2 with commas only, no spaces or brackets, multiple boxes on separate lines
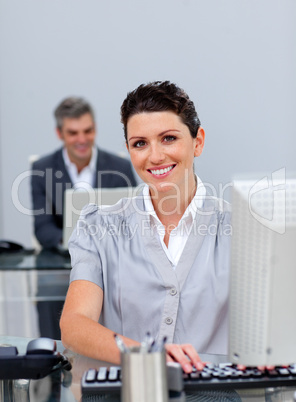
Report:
170,288,177,296
165,317,173,325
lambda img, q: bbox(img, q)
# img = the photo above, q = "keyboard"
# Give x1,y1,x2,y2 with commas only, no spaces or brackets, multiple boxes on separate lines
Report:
81,362,296,395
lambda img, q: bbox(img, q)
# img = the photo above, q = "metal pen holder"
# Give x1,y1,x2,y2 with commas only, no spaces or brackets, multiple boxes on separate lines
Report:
121,346,169,402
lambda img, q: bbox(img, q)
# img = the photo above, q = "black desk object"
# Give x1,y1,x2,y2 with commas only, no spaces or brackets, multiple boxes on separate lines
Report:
0,337,71,380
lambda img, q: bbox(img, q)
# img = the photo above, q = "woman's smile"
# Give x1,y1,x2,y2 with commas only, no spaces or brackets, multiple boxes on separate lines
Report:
148,164,176,177
127,111,204,195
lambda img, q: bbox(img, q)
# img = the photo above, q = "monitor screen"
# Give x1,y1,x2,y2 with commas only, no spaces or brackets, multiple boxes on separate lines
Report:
228,171,296,366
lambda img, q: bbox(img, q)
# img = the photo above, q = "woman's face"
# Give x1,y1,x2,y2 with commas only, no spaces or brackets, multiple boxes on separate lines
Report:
126,111,204,196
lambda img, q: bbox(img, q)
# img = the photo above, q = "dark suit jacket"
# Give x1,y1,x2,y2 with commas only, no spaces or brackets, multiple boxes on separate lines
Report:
31,147,137,248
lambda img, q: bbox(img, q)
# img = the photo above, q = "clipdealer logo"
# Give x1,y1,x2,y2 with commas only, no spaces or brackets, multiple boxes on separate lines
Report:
248,168,286,234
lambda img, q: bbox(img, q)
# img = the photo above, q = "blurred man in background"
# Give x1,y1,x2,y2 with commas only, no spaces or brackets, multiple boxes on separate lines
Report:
31,96,137,249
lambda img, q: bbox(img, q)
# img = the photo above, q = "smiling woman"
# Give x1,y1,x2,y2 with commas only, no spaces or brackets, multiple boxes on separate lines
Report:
60,81,231,374
126,111,204,217
126,111,205,246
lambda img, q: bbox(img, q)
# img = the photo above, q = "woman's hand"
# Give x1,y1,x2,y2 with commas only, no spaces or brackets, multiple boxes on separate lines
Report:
165,343,206,373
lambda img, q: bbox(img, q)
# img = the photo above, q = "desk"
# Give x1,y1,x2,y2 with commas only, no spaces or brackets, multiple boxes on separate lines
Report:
1,336,296,402
0,248,71,271
0,249,71,339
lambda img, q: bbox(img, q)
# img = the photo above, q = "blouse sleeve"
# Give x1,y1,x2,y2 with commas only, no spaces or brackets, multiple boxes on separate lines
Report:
68,203,104,290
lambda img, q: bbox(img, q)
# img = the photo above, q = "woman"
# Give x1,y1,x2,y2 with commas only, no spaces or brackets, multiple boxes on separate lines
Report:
60,81,231,374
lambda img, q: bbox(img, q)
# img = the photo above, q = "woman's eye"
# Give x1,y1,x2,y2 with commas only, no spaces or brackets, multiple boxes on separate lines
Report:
133,140,146,148
163,135,176,143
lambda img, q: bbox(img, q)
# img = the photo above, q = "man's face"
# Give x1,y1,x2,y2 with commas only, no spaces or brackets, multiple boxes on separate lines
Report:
57,113,96,169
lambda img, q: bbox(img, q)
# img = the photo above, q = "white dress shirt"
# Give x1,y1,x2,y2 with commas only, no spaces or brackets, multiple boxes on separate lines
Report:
143,175,206,268
62,147,97,190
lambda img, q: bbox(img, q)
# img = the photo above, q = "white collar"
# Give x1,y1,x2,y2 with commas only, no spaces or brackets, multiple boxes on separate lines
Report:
62,146,97,174
143,175,206,223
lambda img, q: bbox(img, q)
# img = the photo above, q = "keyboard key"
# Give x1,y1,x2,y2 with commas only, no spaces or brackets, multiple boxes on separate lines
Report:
190,371,200,380
230,371,241,379
218,372,231,378
252,369,263,377
97,367,108,382
241,370,252,378
267,369,278,377
108,367,120,382
205,363,215,369
85,369,96,382
201,372,212,380
211,371,222,378
218,363,233,369
278,368,290,376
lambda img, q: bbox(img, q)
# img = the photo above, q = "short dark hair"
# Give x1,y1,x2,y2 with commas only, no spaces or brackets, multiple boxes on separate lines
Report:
120,81,201,141
54,97,95,130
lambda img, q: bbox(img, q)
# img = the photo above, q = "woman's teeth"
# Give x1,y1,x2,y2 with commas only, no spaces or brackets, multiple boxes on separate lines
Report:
150,165,174,175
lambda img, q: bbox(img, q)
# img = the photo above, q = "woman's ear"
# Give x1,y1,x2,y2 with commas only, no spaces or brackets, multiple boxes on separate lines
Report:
125,141,129,152
194,127,205,157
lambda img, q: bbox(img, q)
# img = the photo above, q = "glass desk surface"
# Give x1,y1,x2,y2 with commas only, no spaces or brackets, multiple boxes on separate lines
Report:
0,248,71,271
1,336,296,402
0,249,71,341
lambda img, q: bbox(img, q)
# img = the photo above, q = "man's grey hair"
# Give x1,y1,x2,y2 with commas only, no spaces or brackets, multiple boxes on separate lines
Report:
54,97,95,130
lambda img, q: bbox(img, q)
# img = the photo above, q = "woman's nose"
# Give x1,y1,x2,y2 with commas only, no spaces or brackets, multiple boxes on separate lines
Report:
149,144,165,164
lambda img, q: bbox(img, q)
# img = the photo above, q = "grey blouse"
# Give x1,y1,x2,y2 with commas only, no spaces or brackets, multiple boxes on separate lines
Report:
69,193,232,354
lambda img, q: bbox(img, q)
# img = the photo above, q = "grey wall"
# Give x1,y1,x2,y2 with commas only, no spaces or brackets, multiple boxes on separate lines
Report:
0,0,295,247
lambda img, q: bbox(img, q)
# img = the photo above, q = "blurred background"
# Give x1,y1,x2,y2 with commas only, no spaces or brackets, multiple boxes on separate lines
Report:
0,0,295,247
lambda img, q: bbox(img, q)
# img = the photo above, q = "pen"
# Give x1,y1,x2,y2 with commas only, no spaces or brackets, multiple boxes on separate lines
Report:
114,333,128,353
140,331,152,353
147,339,155,353
153,335,167,352
161,336,167,351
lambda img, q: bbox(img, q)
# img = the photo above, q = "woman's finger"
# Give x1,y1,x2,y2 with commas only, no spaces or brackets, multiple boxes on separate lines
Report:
179,343,205,371
166,344,192,373
165,344,204,373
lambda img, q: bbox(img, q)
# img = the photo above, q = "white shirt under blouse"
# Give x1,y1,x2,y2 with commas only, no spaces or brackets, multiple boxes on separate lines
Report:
143,175,206,268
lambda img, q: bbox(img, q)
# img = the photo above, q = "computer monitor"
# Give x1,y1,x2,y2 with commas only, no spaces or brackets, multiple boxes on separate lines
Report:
62,187,138,249
229,171,296,366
